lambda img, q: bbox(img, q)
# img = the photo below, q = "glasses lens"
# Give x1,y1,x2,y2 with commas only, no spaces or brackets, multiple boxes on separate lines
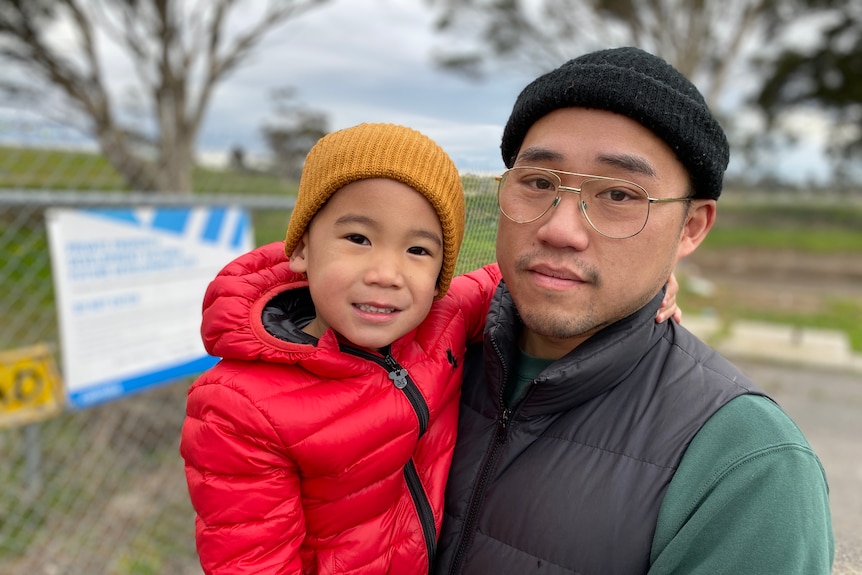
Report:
580,179,650,238
498,167,559,223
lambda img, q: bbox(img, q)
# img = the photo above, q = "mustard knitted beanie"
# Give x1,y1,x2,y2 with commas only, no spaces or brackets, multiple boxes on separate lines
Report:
284,123,465,297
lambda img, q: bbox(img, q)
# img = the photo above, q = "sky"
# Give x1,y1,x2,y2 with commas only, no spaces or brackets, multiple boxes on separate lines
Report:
0,0,836,182
195,0,536,173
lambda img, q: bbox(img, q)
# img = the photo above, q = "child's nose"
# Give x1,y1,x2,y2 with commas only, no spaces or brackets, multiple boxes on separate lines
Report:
364,254,404,288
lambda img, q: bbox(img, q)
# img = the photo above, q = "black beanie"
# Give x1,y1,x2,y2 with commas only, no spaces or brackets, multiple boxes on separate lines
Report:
501,47,729,200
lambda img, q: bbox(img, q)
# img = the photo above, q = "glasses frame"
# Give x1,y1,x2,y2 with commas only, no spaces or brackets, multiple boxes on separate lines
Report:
496,166,693,239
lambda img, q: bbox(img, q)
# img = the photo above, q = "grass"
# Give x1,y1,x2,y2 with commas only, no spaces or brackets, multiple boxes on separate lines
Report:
0,144,298,263
0,146,126,191
704,201,862,252
456,190,499,274
703,226,862,252
0,145,294,195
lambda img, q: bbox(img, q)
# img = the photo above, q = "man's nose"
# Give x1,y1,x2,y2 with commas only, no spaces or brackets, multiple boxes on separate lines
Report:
535,192,592,250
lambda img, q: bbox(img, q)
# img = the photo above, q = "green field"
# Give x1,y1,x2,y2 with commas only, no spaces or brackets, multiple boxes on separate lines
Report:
0,145,295,195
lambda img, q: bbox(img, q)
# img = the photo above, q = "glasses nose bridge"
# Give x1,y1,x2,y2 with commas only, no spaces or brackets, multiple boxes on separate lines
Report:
555,183,583,197
548,182,589,224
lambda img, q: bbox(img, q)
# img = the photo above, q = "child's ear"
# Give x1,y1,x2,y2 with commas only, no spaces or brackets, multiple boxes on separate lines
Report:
288,233,310,274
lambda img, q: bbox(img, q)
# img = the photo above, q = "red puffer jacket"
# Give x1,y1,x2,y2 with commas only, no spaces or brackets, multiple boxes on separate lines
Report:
181,242,500,574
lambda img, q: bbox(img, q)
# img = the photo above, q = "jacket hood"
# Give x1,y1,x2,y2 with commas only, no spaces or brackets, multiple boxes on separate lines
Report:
201,242,339,365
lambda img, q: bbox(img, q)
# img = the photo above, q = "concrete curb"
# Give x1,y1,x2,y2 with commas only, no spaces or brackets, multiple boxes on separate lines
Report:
684,316,862,375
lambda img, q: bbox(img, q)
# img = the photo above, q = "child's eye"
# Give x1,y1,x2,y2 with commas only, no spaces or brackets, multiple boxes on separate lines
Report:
407,246,432,256
344,234,370,245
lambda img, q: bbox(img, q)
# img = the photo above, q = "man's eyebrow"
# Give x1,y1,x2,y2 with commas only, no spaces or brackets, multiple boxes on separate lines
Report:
516,147,657,179
596,153,657,178
515,147,565,164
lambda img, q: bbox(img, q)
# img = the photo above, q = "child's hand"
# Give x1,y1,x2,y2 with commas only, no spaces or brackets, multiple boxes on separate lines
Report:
655,272,682,324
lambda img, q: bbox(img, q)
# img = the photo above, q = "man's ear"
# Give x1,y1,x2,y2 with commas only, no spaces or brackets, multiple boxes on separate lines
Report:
288,233,310,274
677,200,716,261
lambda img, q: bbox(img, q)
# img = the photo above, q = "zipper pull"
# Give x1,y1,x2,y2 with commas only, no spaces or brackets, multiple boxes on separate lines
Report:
383,352,409,389
497,408,512,438
388,368,409,389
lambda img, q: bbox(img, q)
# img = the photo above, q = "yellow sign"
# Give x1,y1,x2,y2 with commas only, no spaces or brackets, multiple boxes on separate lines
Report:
0,343,64,428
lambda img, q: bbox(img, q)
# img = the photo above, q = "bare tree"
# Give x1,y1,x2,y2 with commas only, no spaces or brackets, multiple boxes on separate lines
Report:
261,87,329,181
0,0,330,193
424,0,808,112
755,0,862,182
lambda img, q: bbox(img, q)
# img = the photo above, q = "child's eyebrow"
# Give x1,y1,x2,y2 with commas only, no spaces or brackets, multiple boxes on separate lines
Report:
334,214,443,247
413,229,443,248
335,214,377,228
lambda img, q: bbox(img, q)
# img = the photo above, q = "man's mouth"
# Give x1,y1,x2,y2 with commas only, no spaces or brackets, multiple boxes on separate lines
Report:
529,264,586,283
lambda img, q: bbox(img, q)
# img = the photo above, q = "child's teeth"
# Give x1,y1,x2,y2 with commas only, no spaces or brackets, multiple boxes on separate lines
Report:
358,304,394,313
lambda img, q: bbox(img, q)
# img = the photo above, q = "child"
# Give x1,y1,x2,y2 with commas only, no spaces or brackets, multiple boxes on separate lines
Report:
181,123,679,574
181,123,499,574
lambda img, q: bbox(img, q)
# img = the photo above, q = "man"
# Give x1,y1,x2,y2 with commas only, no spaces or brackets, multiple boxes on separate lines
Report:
433,47,834,574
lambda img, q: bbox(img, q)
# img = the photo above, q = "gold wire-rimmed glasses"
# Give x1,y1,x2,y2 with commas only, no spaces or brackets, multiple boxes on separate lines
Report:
496,166,693,239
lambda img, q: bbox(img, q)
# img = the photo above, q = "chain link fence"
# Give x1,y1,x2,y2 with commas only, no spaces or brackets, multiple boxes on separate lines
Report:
1,134,500,573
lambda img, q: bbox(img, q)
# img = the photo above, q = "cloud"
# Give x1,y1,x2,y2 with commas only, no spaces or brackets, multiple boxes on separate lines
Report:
4,0,834,180
197,0,530,172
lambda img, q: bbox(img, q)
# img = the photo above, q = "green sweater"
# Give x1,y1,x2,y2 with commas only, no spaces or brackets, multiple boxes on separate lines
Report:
650,394,834,574
512,351,834,574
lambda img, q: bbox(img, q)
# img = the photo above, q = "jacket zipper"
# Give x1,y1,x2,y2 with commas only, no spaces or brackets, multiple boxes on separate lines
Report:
339,343,436,567
341,343,430,434
448,336,512,575
405,458,438,572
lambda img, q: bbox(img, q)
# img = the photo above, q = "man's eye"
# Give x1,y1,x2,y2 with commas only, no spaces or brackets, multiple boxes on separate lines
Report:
523,177,555,191
608,189,630,202
536,178,556,190
597,187,642,202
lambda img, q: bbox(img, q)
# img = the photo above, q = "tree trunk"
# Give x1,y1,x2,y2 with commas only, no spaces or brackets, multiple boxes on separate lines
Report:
158,135,195,194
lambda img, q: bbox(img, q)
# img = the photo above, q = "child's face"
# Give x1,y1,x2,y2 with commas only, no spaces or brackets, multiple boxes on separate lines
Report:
288,178,444,350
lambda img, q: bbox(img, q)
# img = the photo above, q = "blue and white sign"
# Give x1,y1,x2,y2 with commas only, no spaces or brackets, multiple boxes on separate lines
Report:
46,205,253,409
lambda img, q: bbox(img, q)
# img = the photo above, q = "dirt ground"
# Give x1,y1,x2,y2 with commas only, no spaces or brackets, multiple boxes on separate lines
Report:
684,248,862,311
687,248,862,574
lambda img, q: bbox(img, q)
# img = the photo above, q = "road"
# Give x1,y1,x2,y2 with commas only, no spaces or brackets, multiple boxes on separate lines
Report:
732,359,862,575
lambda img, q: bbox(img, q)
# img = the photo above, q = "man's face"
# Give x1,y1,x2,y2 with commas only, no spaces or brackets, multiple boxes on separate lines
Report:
496,107,715,359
